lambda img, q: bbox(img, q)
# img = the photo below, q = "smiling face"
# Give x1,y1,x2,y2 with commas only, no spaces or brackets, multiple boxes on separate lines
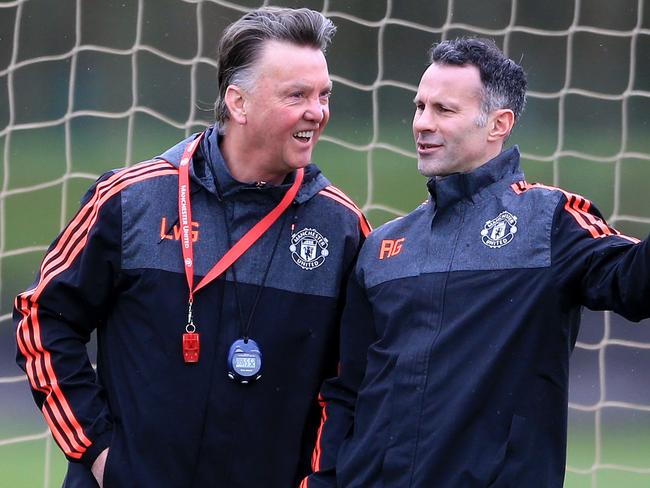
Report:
413,63,501,178
231,40,332,183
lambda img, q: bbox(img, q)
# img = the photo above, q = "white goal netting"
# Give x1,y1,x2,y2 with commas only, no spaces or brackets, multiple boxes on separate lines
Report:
1,0,649,486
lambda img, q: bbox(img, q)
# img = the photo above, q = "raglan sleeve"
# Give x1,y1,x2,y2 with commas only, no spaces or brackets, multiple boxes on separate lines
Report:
14,172,121,468
301,260,378,488
551,192,650,321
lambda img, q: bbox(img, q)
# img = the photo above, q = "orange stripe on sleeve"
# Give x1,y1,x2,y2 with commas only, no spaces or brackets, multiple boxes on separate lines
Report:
511,181,639,243
15,300,48,394
319,187,372,237
564,194,601,238
42,403,82,459
32,306,93,450
37,162,175,289
15,161,177,459
323,185,357,206
310,394,328,472
573,195,615,237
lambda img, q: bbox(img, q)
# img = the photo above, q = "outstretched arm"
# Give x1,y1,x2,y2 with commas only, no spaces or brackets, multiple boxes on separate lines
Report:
551,192,650,321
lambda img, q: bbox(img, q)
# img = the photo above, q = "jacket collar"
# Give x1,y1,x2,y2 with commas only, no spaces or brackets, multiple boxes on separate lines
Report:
157,125,329,203
426,146,523,209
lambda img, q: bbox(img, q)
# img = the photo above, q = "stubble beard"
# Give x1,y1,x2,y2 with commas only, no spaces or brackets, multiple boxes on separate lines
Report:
417,156,446,178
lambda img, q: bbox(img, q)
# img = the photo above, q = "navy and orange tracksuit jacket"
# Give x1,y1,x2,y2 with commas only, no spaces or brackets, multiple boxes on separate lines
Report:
14,126,370,487
305,146,650,488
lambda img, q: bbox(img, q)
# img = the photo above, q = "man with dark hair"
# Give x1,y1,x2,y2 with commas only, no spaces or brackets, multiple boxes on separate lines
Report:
305,38,650,487
15,7,369,487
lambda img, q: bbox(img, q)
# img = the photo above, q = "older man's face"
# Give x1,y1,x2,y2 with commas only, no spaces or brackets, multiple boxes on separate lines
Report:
241,40,332,181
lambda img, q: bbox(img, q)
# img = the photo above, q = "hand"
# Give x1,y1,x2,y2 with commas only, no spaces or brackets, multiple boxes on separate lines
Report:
91,448,109,488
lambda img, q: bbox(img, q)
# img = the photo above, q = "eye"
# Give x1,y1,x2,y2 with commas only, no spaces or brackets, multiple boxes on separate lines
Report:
289,91,305,99
320,90,332,101
437,104,453,113
414,102,425,112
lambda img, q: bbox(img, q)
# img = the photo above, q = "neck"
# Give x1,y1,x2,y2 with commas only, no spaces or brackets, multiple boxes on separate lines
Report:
462,143,505,176
220,128,289,186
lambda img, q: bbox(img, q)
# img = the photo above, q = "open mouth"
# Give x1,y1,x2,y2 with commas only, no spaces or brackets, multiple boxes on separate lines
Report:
418,142,442,151
294,130,314,143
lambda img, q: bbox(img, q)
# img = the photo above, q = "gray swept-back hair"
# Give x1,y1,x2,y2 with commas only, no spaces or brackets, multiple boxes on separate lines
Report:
430,38,527,127
214,7,336,126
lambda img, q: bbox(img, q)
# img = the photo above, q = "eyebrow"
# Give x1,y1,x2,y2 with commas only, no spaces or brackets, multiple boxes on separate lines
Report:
413,94,431,105
284,80,333,92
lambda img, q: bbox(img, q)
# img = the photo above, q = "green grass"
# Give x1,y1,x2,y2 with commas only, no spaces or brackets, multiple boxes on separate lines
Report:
566,426,650,487
0,436,67,488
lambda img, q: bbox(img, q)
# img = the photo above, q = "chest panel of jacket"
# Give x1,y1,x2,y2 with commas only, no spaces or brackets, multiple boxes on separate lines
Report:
359,184,561,291
120,177,357,298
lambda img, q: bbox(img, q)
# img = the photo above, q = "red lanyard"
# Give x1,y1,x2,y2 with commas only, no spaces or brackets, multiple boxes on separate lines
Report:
177,132,303,361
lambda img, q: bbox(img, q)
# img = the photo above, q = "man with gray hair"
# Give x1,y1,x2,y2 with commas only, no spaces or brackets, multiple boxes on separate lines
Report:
306,38,650,487
15,7,369,487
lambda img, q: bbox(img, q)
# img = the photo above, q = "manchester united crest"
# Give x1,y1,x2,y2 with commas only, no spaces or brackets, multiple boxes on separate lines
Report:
481,211,518,248
289,227,329,270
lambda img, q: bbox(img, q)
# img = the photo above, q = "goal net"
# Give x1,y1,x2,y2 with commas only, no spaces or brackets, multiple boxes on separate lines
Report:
1,0,649,486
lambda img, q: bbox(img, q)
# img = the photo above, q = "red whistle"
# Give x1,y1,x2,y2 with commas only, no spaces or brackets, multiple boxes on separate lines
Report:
182,332,200,363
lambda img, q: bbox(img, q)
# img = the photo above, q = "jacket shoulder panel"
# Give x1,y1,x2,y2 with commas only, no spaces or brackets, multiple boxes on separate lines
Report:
358,184,563,290
357,203,431,289
120,165,181,272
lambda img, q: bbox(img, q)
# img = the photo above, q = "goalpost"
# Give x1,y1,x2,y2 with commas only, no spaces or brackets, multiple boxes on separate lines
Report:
1,0,649,486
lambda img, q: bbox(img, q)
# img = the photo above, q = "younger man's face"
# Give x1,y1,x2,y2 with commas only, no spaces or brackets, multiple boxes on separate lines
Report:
412,63,494,177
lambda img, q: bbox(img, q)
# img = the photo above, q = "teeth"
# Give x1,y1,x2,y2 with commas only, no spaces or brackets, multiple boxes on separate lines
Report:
294,130,314,138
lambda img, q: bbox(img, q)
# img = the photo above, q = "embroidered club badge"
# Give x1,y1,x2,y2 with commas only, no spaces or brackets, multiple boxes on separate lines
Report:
481,211,518,248
289,227,329,270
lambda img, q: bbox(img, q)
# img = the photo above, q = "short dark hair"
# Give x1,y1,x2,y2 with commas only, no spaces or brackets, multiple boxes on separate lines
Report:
429,38,527,125
215,7,336,125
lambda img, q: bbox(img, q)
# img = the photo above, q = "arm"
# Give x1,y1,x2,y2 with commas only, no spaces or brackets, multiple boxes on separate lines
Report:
302,268,378,487
14,173,121,469
552,193,650,321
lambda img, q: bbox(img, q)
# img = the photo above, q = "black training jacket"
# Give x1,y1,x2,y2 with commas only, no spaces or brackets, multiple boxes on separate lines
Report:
306,146,650,488
15,126,370,487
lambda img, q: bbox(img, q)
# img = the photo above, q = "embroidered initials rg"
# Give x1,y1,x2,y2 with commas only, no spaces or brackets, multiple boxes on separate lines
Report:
379,238,405,259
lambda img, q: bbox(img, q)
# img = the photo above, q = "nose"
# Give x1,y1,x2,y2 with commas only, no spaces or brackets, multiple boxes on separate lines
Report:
413,107,436,134
304,97,326,123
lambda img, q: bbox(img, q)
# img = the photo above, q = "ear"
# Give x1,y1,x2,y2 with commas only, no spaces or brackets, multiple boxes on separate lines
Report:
487,109,515,142
224,85,248,125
